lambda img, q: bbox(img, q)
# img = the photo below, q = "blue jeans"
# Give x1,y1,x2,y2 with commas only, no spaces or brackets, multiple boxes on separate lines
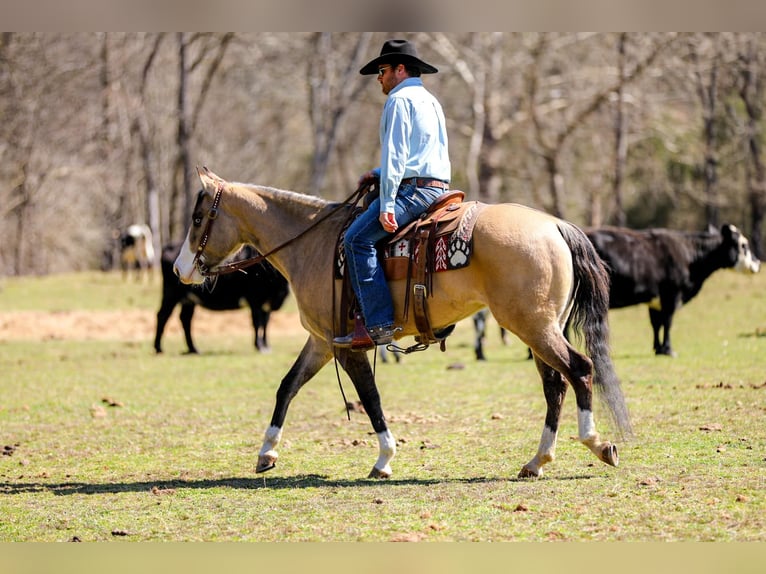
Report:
343,183,445,330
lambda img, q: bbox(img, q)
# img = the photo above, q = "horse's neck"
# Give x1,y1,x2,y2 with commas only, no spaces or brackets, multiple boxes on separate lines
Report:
232,184,339,277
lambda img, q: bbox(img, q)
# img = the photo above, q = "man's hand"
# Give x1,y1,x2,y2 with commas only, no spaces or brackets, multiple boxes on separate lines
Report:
379,211,398,233
358,171,378,186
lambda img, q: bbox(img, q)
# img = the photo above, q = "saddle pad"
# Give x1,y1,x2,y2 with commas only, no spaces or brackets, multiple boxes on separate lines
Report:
382,201,485,281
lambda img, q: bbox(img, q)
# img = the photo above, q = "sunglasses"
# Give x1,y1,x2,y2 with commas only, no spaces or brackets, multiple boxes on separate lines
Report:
377,65,392,77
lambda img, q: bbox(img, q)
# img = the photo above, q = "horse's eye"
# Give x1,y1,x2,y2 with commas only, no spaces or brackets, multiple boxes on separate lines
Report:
193,214,203,227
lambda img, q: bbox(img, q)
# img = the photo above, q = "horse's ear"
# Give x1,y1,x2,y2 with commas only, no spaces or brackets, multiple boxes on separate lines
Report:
197,166,219,190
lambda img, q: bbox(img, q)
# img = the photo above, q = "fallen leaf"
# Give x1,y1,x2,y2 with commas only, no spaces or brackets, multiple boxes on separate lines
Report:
390,532,425,542
150,486,176,496
546,531,566,541
639,477,660,486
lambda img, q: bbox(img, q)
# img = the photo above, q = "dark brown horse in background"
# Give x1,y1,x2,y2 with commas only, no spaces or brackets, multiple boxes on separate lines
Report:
174,167,632,479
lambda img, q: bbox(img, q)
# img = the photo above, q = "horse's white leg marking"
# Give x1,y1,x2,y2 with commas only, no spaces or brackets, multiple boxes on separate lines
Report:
372,430,396,477
578,408,596,442
173,231,204,285
259,425,282,458
521,426,557,477
256,425,282,473
578,407,616,465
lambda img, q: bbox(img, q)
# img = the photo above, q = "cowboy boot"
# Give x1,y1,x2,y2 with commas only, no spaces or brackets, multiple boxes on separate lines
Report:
333,314,375,351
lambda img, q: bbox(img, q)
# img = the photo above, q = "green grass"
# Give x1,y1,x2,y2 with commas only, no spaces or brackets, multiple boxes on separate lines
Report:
0,271,159,311
0,270,764,541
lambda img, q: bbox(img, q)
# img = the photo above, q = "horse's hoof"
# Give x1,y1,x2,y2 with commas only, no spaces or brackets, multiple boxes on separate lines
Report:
368,466,391,479
600,443,619,467
256,454,277,473
518,466,540,479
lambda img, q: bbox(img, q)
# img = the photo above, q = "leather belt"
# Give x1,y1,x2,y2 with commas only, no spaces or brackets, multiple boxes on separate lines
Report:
400,177,449,190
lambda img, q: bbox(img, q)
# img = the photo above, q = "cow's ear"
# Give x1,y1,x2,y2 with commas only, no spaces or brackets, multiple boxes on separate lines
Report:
720,224,734,239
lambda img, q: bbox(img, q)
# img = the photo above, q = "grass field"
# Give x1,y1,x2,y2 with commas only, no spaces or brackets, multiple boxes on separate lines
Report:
0,269,764,542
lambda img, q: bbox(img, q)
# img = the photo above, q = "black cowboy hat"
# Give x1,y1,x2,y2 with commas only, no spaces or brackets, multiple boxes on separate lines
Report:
359,39,438,75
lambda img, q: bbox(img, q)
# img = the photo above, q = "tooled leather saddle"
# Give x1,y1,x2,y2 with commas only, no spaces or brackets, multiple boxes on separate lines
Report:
335,188,486,352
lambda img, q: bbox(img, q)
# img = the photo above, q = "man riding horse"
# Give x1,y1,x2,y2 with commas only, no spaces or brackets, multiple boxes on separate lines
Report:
333,39,451,351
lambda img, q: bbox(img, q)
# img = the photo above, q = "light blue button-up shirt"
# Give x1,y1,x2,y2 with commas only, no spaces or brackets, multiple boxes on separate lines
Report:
373,77,451,214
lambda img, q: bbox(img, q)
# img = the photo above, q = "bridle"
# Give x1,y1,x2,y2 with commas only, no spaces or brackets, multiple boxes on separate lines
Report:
190,181,224,276
191,180,371,278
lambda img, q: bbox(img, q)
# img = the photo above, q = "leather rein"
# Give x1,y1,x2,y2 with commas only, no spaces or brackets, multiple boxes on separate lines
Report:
192,181,370,278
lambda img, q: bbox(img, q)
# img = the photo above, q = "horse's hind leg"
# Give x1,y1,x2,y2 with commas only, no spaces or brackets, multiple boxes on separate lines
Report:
256,336,332,473
519,357,567,478
527,330,619,475
555,345,619,468
336,349,395,478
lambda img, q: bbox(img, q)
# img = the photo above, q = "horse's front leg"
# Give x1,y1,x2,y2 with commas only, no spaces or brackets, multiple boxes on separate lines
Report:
256,336,332,473
336,349,396,478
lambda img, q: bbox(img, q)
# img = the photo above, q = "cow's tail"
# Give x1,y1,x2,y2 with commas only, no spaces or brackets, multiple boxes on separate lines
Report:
558,222,633,439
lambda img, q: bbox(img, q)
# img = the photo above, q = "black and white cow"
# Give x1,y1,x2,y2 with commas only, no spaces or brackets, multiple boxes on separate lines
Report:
154,243,290,354
119,224,155,280
586,223,760,356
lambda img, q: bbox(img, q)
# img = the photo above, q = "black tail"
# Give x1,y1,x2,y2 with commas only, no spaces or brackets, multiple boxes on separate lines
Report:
558,222,632,438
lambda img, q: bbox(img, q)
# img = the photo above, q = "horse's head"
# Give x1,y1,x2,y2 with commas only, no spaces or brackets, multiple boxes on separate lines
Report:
174,167,244,285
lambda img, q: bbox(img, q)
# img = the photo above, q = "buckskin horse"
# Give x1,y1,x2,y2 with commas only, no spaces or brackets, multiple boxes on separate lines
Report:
173,167,632,479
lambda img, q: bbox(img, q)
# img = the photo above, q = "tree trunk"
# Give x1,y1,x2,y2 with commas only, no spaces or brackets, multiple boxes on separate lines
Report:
176,33,192,238
611,33,628,227
544,153,565,219
691,35,721,228
307,33,371,196
739,37,766,260
12,166,29,275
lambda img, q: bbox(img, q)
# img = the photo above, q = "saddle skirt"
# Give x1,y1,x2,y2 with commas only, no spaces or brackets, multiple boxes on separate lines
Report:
335,192,486,281
380,199,484,281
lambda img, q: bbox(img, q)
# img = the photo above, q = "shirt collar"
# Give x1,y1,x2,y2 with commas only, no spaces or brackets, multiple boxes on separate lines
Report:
388,77,423,97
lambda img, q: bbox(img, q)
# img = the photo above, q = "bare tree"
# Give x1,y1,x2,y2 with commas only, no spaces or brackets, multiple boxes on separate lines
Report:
611,33,628,227
3,33,766,276
429,33,528,202
132,34,166,259
307,33,372,196
688,33,725,228
737,34,766,259
526,33,676,220
171,33,233,238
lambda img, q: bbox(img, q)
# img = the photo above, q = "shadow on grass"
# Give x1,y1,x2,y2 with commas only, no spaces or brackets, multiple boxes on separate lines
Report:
0,472,595,496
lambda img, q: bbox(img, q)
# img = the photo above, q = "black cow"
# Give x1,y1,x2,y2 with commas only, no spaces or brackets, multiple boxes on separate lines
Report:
586,224,760,356
472,309,508,361
155,243,289,354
